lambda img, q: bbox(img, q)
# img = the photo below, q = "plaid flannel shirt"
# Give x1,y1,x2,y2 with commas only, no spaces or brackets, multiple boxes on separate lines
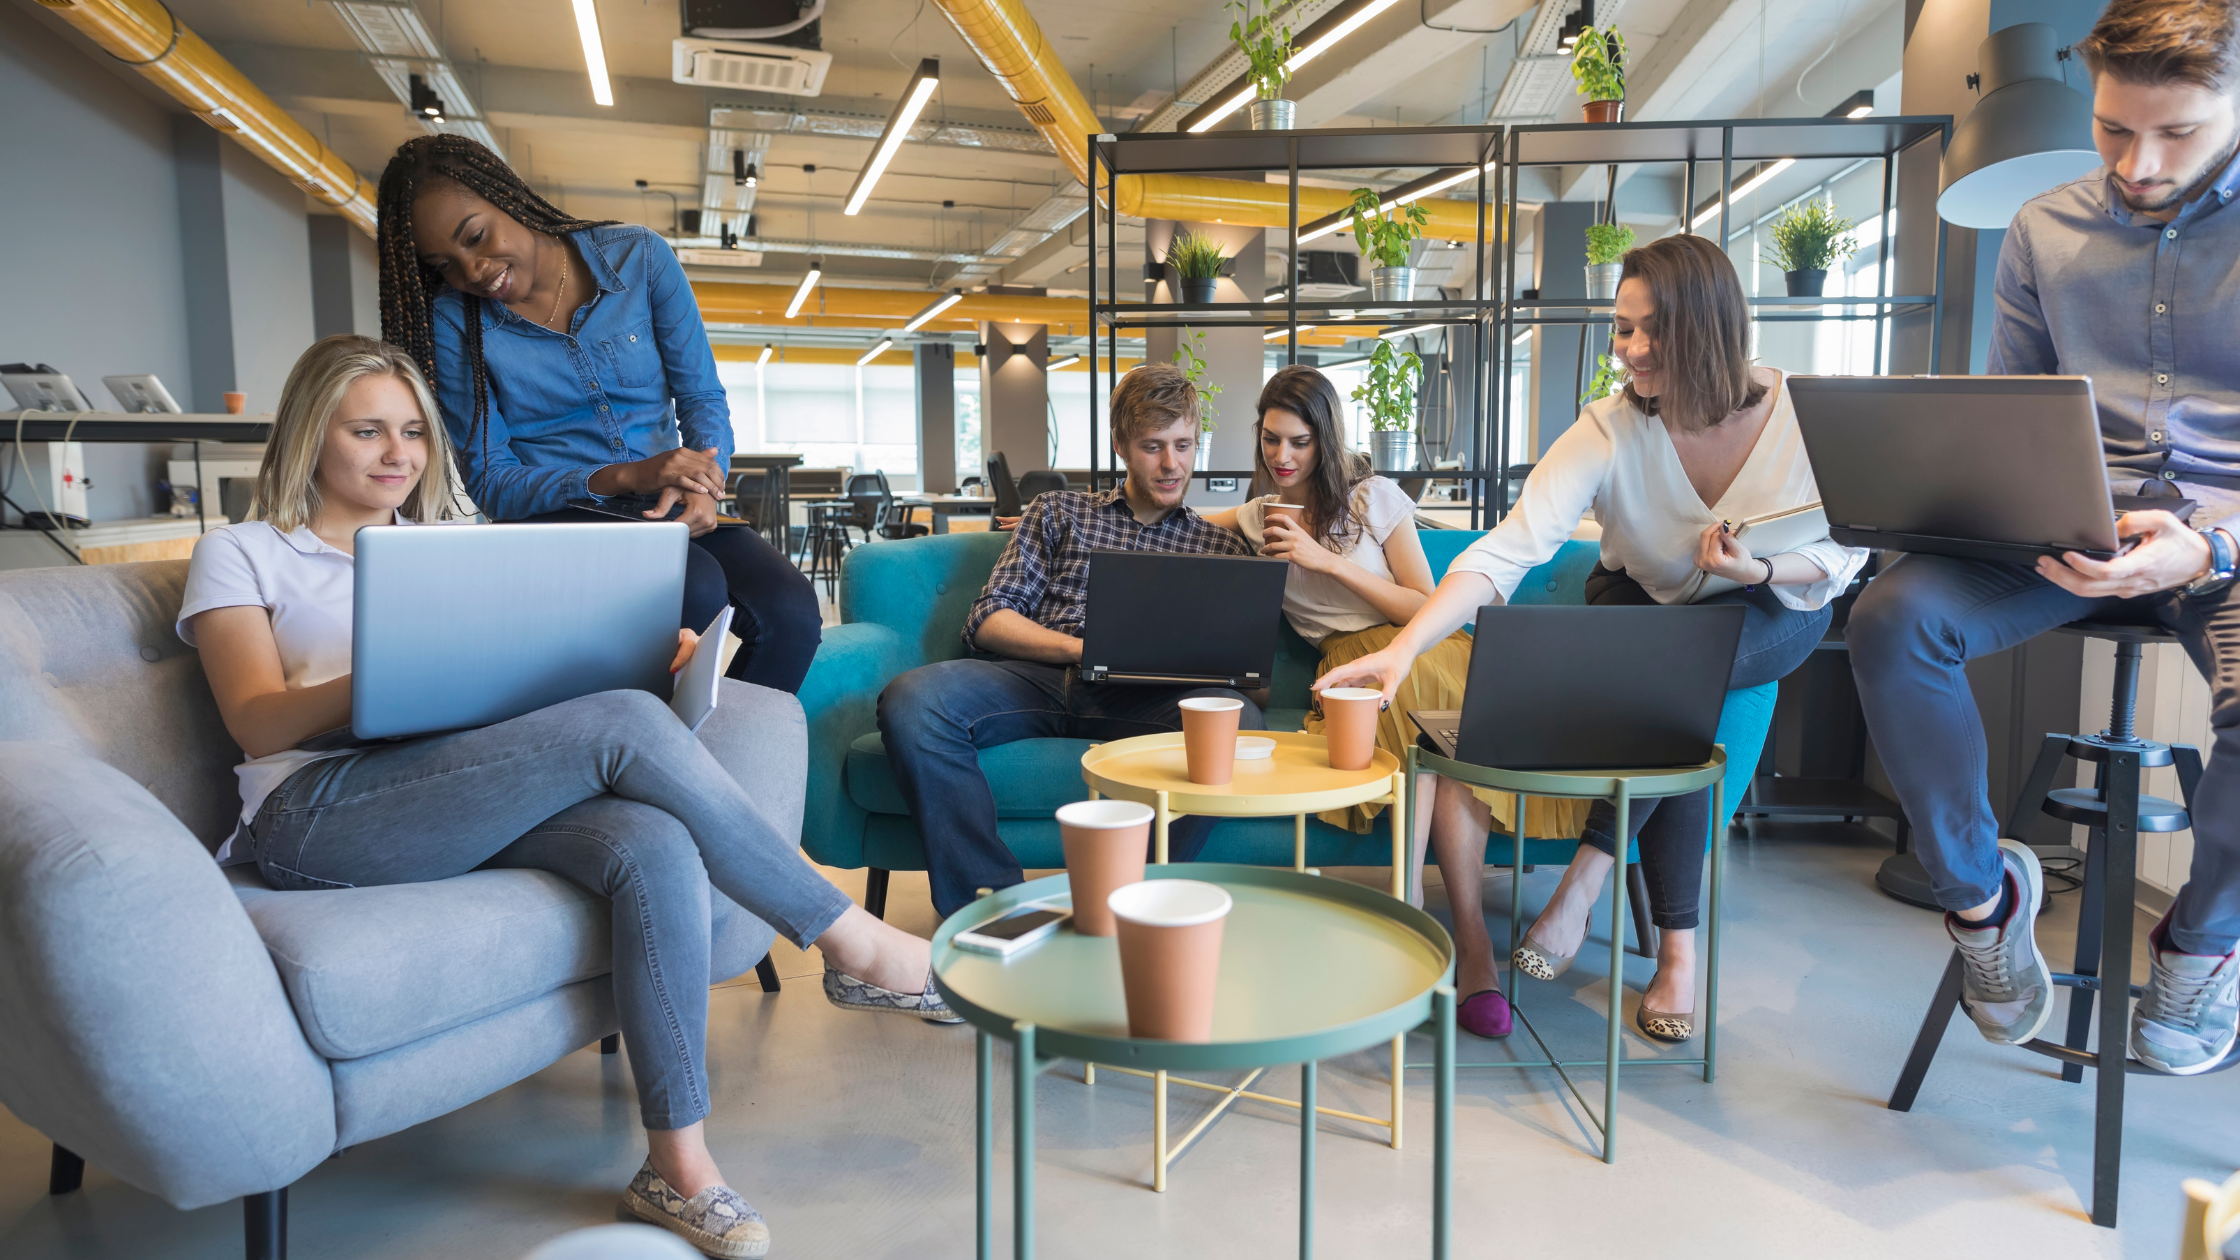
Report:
963,488,1251,649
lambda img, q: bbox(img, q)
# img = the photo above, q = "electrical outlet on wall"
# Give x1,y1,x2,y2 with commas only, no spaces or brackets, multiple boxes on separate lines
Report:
1208,478,1238,492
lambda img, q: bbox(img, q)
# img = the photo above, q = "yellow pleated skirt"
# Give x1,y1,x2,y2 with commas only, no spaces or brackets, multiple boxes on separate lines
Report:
1303,624,1593,839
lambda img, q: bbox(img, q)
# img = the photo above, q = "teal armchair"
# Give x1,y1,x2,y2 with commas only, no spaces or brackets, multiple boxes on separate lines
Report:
797,528,1776,917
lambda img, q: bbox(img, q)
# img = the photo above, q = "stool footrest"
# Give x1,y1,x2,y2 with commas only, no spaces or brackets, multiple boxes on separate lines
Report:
2016,1036,2240,1076
2064,735,2174,768
2051,972,2148,1000
2042,787,2190,832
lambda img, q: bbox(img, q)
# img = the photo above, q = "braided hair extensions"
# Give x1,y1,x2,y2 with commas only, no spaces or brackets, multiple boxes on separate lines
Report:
374,134,615,479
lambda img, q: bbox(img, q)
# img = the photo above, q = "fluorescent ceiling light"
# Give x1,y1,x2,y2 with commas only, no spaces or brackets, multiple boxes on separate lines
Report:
1511,329,1533,345
1049,354,1082,370
1296,160,1493,245
845,59,940,216
1380,322,1442,339
1264,325,1317,340
785,261,823,318
901,289,964,332
757,344,774,366
1689,158,1796,229
571,0,613,107
1847,104,1874,118
1188,0,1405,133
857,338,894,366
1264,289,1287,304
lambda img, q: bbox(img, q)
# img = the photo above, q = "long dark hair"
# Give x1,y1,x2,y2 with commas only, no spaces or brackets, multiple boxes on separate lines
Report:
1250,365,1369,550
375,135,615,473
1617,232,1765,430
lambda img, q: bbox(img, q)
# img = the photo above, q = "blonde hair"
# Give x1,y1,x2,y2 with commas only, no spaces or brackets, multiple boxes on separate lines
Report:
252,335,461,531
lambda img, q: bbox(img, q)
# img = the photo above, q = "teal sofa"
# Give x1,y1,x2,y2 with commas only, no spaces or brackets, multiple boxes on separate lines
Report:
796,529,1777,917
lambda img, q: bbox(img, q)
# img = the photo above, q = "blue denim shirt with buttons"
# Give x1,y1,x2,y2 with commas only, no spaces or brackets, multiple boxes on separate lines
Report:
430,223,730,520
1988,157,2240,536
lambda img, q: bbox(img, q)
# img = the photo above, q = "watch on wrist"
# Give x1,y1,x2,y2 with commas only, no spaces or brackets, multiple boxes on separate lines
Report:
2185,527,2237,598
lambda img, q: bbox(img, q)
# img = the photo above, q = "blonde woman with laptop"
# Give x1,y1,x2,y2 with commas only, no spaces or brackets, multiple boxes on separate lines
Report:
1317,234,1867,1042
179,335,952,1258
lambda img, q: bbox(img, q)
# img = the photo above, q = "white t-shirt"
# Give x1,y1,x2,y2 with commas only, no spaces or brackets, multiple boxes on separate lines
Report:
176,517,403,862
1447,373,1866,611
1235,476,1420,644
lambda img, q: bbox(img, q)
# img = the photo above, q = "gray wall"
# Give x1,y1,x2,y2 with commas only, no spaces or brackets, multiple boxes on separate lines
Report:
1531,202,1597,458
980,322,1050,474
309,215,382,343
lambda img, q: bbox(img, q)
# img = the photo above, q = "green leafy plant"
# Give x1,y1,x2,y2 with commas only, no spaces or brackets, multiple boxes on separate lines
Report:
1167,229,1230,281
1570,27,1627,103
1351,338,1423,433
1227,0,1296,100
1764,198,1859,273
1581,352,1626,404
1584,222,1635,266
1172,327,1223,433
1347,187,1430,269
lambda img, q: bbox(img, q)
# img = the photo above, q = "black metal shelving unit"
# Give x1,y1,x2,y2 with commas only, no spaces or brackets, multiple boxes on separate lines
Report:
1087,124,1505,527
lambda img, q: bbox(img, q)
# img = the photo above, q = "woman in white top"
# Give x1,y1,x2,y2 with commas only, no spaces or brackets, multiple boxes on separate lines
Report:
179,335,949,1258
1318,234,1867,1044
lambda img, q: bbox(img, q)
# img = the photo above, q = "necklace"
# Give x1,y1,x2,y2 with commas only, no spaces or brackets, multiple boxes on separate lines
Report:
544,246,569,327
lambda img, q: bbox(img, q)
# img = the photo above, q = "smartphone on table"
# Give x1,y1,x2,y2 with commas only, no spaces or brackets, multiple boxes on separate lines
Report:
954,903,1070,957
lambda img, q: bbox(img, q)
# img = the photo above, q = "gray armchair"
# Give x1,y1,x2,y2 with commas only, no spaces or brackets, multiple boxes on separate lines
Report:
0,560,799,1259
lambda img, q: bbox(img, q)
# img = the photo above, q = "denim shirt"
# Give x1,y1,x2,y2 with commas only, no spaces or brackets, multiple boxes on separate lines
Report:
430,223,730,520
1988,158,2240,536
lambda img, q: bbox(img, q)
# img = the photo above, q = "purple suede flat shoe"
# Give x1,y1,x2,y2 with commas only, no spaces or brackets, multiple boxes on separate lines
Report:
1458,989,1513,1039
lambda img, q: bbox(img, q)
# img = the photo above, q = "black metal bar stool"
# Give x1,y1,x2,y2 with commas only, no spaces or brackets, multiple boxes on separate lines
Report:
1887,618,2236,1229
797,500,855,599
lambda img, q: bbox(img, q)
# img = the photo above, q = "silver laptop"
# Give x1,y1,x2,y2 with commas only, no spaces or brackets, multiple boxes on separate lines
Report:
1788,375,2131,563
352,522,688,740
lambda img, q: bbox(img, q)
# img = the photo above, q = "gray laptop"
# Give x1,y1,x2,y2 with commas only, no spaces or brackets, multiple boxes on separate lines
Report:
1788,375,2144,564
1078,550,1289,687
351,522,688,740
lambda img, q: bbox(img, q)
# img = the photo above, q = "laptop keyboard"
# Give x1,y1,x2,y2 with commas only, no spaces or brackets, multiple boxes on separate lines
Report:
1440,728,1461,745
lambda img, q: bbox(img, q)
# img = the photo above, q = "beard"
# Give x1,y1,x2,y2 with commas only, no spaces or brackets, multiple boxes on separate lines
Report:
2116,123,2240,213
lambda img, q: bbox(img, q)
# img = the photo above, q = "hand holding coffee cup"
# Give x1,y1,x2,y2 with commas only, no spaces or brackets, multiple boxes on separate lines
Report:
1056,799,1154,936
1177,696,1244,785
1110,879,1232,1042
1317,686,1384,771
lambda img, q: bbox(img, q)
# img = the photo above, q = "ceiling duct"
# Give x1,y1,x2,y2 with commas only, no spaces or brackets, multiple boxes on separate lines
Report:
681,0,822,50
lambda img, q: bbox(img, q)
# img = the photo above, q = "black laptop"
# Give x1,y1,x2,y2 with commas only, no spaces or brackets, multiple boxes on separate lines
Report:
1409,605,1743,771
987,452,1024,518
1788,375,2190,565
1079,551,1289,687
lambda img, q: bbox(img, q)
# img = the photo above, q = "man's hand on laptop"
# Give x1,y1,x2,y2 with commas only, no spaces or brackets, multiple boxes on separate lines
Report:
2036,509,2210,598
1314,645,1410,707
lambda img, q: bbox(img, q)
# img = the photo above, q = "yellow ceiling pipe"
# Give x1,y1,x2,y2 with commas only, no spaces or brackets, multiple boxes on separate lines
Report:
693,281,1091,326
40,0,378,234
927,0,1484,241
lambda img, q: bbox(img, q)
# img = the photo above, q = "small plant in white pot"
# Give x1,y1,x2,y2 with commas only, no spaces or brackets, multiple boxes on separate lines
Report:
1764,199,1857,297
1584,221,1634,300
1571,26,1627,123
1167,230,1230,305
1349,188,1430,302
1228,0,1296,130
1172,327,1225,468
1353,338,1423,472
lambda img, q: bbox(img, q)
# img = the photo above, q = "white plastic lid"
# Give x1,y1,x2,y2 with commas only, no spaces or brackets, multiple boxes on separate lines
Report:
1235,736,1277,759
1178,696,1243,712
1055,799,1156,829
1108,879,1233,928
1320,687,1382,702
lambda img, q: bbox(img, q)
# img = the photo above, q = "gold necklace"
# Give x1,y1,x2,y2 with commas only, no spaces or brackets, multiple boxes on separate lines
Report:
544,247,569,327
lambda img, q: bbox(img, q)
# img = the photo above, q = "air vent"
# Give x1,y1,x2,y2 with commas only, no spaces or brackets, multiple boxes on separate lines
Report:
32,0,78,8
1020,101,1055,124
199,107,244,133
672,39,830,96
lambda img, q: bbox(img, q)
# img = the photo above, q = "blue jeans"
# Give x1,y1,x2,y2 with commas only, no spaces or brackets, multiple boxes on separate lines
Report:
1847,554,2240,955
1574,573,1835,929
244,689,854,1130
876,658,1267,918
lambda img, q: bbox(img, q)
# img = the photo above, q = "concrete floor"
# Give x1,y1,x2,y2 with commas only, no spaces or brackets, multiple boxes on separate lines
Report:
4,819,2234,1259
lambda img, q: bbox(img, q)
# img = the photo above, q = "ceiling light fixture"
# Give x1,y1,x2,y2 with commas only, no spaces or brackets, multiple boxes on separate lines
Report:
733,149,760,187
1937,24,2101,228
845,59,940,216
785,260,823,318
1295,159,1495,245
1188,0,1406,133
1380,322,1443,340
757,344,774,367
901,288,964,333
1048,354,1082,370
1512,329,1534,345
408,73,447,121
1264,289,1288,304
1827,90,1876,120
858,338,894,366
1265,325,1317,340
571,0,614,107
1689,158,1796,229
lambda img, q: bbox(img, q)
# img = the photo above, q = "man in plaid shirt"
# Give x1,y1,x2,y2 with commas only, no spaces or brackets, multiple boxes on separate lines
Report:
878,364,1265,916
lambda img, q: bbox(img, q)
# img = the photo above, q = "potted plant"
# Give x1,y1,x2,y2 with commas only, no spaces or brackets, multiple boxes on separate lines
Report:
1352,338,1423,472
1349,187,1431,302
1765,198,1858,297
1571,26,1626,123
1172,327,1225,468
1167,230,1230,305
1581,350,1626,404
1228,0,1296,130
1584,221,1634,300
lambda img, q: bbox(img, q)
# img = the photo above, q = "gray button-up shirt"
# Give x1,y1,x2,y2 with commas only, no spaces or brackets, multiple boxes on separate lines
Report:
1988,159,2240,536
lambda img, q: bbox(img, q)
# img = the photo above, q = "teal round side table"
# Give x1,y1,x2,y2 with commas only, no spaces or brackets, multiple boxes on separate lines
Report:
932,864,1458,1260
1405,744,1727,1164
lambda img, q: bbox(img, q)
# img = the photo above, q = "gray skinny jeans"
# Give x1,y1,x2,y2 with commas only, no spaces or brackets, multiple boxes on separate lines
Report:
243,688,855,1130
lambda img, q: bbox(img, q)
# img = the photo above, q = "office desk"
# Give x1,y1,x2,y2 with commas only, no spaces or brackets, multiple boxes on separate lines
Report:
3,410,271,535
729,453,802,550
892,494,995,534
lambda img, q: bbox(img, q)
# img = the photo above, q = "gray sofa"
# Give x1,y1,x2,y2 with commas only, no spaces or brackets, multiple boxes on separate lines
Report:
0,559,800,1259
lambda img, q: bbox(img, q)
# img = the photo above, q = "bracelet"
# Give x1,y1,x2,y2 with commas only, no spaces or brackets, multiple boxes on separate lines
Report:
1744,556,1774,591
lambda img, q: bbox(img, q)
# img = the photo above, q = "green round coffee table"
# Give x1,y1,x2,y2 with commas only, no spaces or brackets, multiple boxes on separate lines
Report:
933,864,1459,1260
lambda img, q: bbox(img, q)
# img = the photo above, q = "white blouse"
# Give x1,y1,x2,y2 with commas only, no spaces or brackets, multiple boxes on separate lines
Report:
1236,475,1419,645
1447,374,1866,611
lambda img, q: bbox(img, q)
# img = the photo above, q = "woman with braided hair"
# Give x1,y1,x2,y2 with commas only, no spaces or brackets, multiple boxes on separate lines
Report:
376,134,819,692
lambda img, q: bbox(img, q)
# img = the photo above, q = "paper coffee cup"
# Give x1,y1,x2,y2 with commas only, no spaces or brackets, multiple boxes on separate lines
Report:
1319,687,1382,771
1110,879,1232,1041
1263,502,1305,526
1057,799,1153,936
1178,696,1243,785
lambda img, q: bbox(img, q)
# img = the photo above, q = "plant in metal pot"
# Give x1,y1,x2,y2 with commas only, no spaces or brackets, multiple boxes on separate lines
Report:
1583,221,1633,299
1764,198,1857,297
1228,0,1296,128
1168,230,1231,305
1571,27,1627,121
1352,338,1423,470
1349,187,1430,301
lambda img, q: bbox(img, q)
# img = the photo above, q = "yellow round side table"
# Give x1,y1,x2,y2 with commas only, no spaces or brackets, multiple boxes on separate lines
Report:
1074,728,1410,1189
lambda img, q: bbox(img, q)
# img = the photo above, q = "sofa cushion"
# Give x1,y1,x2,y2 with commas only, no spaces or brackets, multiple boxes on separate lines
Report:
229,865,610,1061
847,731,1098,817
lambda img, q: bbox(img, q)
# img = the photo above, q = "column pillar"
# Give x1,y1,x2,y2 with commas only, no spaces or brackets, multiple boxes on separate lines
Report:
1530,201,1596,457
915,342,958,492
1143,221,1265,507
981,322,1049,473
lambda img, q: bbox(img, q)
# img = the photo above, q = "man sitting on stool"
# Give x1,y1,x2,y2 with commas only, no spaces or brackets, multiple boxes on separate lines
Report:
878,364,1261,918
1847,0,2240,1075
